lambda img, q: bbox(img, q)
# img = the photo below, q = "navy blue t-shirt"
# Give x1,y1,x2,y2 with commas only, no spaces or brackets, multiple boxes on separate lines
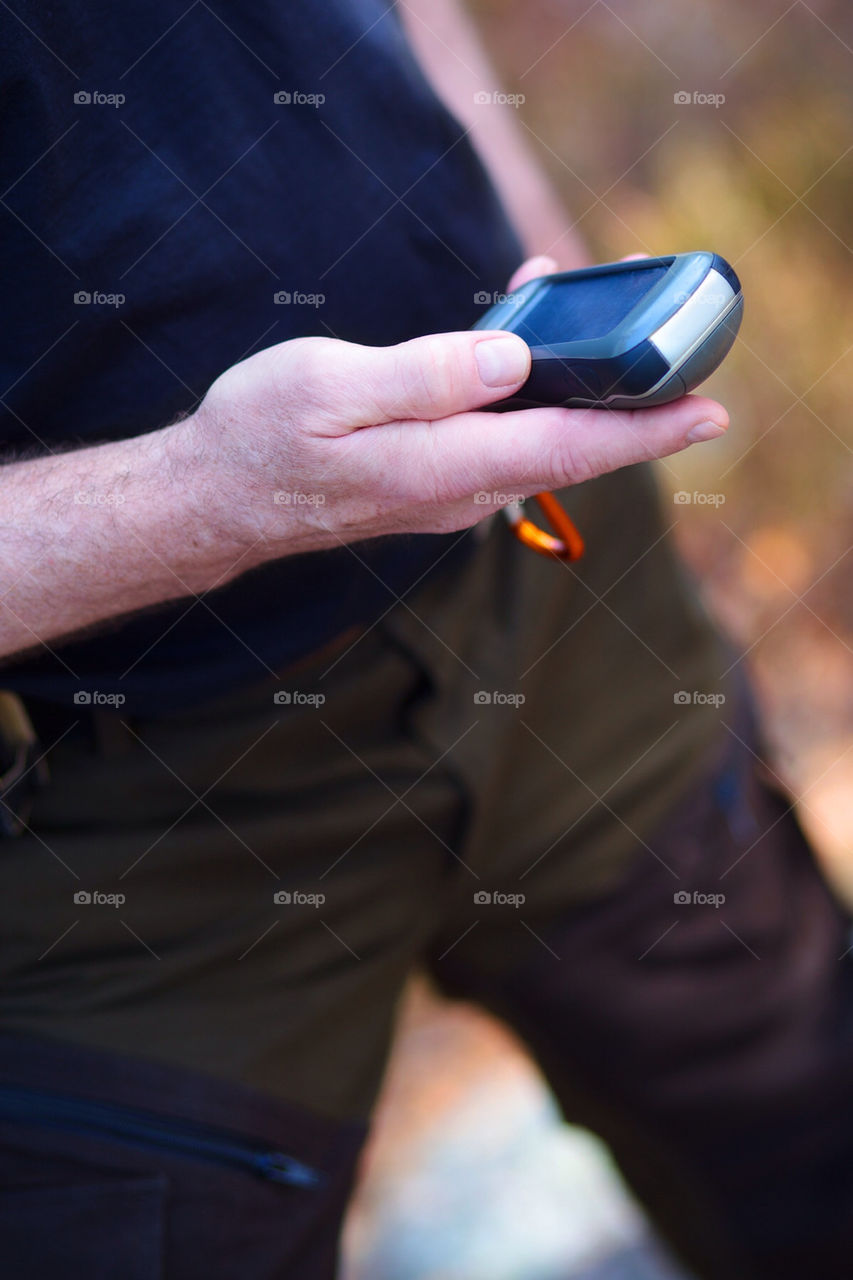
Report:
0,0,521,713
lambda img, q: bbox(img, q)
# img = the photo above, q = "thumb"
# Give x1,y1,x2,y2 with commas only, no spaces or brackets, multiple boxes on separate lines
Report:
506,254,558,293
280,331,532,433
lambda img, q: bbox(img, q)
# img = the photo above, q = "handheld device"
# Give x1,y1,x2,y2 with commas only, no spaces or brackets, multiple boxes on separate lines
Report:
474,251,743,410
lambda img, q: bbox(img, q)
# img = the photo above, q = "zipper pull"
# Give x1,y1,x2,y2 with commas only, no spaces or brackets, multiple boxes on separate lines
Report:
256,1151,325,1188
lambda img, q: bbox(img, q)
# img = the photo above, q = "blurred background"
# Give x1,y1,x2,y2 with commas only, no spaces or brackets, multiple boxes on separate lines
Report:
344,1,853,1275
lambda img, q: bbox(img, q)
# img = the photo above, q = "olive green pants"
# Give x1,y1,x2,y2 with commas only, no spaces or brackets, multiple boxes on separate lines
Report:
0,465,727,1117
3,467,853,1278
1,465,732,1116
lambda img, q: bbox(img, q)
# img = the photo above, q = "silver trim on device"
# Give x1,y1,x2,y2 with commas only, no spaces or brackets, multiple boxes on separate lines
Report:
650,268,737,363
600,268,739,404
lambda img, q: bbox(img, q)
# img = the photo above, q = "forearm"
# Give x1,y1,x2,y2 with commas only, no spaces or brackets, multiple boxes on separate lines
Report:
399,0,588,268
0,422,252,664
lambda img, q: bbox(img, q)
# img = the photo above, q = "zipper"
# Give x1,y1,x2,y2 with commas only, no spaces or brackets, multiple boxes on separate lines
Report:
0,1084,324,1189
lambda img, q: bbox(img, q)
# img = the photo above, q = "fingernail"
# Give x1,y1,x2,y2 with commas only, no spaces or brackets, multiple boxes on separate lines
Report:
685,420,727,444
475,336,530,388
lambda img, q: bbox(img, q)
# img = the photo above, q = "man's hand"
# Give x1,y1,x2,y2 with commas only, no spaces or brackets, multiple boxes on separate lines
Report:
187,254,727,560
0,256,727,663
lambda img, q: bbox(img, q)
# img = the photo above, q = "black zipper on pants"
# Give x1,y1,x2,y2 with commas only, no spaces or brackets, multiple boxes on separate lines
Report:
0,1084,324,1188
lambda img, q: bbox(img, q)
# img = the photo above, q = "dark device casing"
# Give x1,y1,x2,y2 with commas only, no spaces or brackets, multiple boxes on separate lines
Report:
473,252,743,410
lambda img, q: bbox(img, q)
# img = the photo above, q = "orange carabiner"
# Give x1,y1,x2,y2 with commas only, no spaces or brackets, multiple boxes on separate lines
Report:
504,491,585,562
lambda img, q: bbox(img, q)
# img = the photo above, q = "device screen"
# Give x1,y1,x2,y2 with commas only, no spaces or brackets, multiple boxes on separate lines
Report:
514,263,669,346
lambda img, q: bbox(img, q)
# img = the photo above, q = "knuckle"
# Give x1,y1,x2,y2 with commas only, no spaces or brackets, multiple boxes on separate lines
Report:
271,337,336,409
473,417,534,495
542,414,599,486
364,422,472,514
398,426,457,506
541,407,665,485
491,443,535,495
394,336,466,419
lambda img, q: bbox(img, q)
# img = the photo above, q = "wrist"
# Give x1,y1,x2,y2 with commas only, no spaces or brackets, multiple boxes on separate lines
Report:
155,412,273,587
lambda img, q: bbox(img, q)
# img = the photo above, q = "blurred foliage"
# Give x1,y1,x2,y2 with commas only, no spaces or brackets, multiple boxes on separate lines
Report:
470,0,853,828
348,16,853,1273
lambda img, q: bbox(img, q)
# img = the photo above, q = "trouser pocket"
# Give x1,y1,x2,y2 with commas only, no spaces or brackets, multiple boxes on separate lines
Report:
0,1084,323,1189
0,1044,363,1280
0,1167,167,1280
